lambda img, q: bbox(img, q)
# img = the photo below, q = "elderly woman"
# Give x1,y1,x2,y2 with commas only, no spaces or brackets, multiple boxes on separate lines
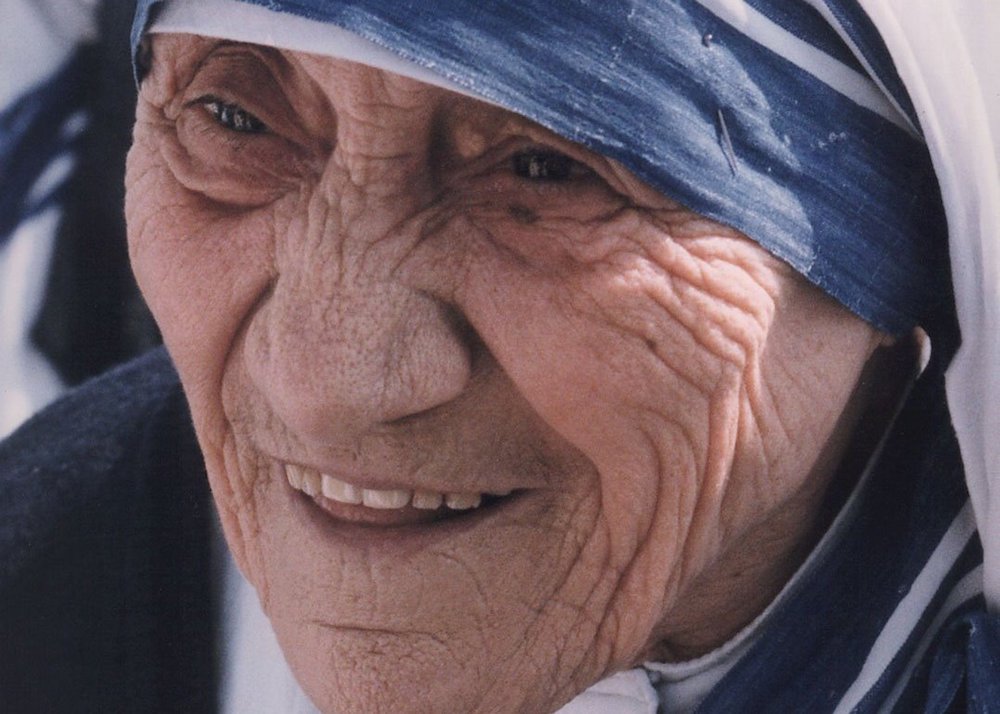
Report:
2,0,998,712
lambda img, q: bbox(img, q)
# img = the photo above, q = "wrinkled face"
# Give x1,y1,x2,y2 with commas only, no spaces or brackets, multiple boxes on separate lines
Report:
126,34,888,714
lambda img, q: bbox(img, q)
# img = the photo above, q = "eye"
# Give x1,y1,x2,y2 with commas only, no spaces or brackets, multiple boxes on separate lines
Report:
512,150,579,181
201,97,268,134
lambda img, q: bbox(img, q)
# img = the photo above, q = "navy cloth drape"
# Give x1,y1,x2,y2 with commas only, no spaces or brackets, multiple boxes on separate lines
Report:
0,350,216,713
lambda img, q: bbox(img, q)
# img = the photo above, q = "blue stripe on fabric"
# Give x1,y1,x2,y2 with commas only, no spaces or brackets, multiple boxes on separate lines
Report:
889,595,992,714
855,538,984,712
132,0,944,333
817,0,920,132
0,48,92,247
964,611,1000,713
696,369,974,712
744,0,868,75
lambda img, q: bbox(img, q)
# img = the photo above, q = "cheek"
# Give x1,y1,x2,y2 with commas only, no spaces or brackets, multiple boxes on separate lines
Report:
126,136,301,579
451,216,772,576
126,138,279,418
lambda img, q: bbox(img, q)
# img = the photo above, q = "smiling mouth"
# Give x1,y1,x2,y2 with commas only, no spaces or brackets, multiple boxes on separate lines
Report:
284,463,515,526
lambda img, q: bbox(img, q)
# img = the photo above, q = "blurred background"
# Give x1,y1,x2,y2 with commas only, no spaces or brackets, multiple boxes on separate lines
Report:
1,0,159,437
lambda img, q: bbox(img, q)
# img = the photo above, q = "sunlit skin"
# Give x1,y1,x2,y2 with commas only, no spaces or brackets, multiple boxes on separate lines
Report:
126,34,902,713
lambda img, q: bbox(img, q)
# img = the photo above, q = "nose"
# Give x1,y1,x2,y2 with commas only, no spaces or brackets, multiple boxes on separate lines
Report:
243,70,471,443
246,274,471,442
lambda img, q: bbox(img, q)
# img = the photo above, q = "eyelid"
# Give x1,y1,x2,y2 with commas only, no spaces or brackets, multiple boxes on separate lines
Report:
511,147,595,182
189,94,270,134
170,97,315,209
455,136,590,175
509,138,649,203
179,48,318,147
185,93,247,111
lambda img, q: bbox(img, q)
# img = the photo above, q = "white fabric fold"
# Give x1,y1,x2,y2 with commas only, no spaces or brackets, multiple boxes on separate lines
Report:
0,0,98,106
151,0,476,99
0,210,66,438
554,670,659,714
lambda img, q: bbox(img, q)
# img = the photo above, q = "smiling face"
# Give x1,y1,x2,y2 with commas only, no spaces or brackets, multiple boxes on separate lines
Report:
126,34,891,713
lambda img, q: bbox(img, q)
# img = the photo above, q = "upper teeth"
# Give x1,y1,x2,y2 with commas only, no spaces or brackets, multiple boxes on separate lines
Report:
285,464,509,511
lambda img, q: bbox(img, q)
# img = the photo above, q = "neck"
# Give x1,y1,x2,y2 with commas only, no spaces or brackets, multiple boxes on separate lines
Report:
645,335,919,662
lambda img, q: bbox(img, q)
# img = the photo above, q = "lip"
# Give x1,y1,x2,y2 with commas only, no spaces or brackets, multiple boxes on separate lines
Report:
275,461,537,552
300,488,521,528
276,456,520,497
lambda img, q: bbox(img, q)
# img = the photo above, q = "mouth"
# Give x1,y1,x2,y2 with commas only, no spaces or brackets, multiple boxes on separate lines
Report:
284,463,517,527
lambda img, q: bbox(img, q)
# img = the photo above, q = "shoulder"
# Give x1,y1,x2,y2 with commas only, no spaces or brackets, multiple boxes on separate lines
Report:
0,347,189,579
0,348,217,712
0,348,179,462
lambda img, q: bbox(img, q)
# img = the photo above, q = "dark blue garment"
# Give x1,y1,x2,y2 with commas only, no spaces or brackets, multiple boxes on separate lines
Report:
694,359,997,713
0,349,216,713
131,0,948,335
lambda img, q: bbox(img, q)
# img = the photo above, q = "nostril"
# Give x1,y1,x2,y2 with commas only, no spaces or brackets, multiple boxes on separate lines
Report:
440,302,481,359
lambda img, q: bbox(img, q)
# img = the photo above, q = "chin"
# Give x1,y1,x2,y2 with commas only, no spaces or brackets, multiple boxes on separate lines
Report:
209,442,609,714
277,625,518,714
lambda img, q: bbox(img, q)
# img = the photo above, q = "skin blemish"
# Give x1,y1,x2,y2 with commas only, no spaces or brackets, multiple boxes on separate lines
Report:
508,203,539,225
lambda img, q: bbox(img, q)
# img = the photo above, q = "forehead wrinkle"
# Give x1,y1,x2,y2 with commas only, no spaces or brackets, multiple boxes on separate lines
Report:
293,52,448,112
142,34,220,108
